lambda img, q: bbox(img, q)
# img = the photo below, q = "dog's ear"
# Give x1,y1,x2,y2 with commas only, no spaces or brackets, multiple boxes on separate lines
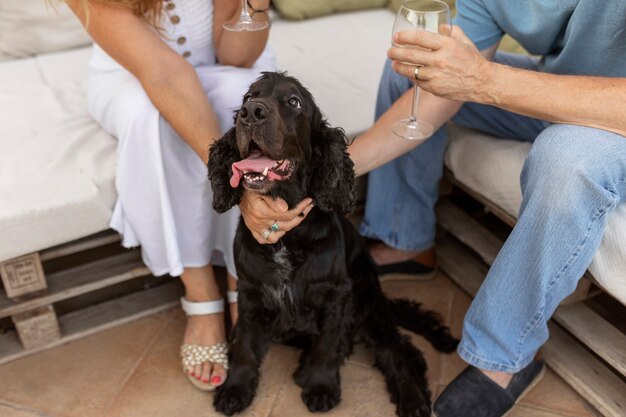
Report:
309,122,356,214
208,127,243,213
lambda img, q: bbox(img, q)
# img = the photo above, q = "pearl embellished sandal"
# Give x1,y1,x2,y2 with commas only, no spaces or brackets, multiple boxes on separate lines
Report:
180,295,233,392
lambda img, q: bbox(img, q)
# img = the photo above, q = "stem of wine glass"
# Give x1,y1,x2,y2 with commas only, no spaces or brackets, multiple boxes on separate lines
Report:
241,0,252,23
409,83,420,124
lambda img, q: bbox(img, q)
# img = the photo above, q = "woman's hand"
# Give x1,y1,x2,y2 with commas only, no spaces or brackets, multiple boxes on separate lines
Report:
240,192,315,244
388,26,494,103
214,0,270,68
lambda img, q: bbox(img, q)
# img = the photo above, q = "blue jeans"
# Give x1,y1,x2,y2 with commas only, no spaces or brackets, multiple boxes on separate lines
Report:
361,53,626,373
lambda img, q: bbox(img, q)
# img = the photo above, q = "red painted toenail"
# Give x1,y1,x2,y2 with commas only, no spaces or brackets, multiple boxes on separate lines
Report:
211,376,222,384
202,379,209,383
190,372,195,376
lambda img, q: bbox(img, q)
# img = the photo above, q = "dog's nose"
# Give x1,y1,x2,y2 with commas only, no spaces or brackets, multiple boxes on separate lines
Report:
240,101,269,124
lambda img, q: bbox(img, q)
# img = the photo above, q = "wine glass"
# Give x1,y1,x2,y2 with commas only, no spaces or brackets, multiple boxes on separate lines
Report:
223,0,269,32
391,0,451,140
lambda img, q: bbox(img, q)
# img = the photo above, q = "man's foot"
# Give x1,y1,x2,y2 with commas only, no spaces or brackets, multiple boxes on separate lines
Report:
433,359,545,417
368,241,437,282
481,369,514,389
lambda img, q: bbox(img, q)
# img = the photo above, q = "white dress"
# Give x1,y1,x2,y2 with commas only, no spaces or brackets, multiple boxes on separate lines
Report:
86,0,276,277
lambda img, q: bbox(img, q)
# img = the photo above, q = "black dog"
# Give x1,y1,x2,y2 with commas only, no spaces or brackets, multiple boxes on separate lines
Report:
208,72,458,417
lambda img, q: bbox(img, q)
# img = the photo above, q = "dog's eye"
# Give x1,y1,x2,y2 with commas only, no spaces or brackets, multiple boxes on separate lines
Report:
288,96,301,109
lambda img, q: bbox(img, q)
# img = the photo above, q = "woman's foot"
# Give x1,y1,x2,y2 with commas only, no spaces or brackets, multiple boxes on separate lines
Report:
180,266,231,390
182,296,228,387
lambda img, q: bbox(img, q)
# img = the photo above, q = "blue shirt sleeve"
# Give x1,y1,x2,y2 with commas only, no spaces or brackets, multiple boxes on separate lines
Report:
453,0,503,51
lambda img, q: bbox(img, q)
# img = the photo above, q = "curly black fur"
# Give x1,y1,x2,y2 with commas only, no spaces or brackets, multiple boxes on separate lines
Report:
208,128,243,213
208,72,458,417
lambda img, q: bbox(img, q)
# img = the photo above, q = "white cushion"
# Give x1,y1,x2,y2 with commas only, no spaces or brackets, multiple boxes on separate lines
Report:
269,9,395,137
0,47,117,262
0,0,91,61
445,125,626,306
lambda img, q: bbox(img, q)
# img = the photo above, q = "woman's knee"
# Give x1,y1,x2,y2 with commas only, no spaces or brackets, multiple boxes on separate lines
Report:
89,74,155,137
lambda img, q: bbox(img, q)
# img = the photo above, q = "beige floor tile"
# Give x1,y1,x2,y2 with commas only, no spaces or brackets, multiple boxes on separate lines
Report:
520,369,599,417
439,352,466,387
508,404,579,417
432,384,447,402
439,288,471,386
0,403,53,417
156,306,186,323
381,272,456,322
0,316,165,417
104,319,300,417
269,362,398,417
446,285,472,337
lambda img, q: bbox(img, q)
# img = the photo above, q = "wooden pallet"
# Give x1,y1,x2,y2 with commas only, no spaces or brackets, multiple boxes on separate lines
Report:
0,230,182,364
436,198,626,417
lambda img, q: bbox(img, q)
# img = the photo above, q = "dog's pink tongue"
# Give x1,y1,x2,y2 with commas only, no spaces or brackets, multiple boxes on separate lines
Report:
230,151,279,188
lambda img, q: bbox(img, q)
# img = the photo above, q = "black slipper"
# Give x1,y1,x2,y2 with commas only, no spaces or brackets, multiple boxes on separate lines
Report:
363,237,438,282
376,259,438,282
433,359,545,417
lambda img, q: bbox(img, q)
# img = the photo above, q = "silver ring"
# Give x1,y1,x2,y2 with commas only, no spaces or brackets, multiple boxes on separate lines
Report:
414,66,420,81
261,229,272,240
271,221,280,232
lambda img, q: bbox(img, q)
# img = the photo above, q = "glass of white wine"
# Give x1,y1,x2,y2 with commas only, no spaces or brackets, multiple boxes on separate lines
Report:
391,0,451,140
223,0,269,32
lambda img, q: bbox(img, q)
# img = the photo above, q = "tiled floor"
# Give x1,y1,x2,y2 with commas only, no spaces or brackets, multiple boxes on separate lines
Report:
0,273,600,417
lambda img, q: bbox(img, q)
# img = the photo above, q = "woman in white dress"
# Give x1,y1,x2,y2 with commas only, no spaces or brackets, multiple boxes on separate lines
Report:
65,0,274,391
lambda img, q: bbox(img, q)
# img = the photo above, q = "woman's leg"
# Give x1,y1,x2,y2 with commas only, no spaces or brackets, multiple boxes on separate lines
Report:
180,265,227,386
157,116,237,389
88,69,236,389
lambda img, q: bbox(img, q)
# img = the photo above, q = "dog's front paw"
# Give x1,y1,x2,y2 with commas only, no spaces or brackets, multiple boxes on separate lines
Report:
394,386,431,417
301,384,341,412
214,384,256,416
389,381,431,417
396,399,431,417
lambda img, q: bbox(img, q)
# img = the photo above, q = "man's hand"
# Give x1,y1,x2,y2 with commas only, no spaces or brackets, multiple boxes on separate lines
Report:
240,192,314,244
388,26,494,103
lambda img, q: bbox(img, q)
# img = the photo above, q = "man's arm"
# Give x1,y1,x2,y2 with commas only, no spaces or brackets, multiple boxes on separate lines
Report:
349,33,498,177
348,90,460,177
390,28,626,138
481,65,626,137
